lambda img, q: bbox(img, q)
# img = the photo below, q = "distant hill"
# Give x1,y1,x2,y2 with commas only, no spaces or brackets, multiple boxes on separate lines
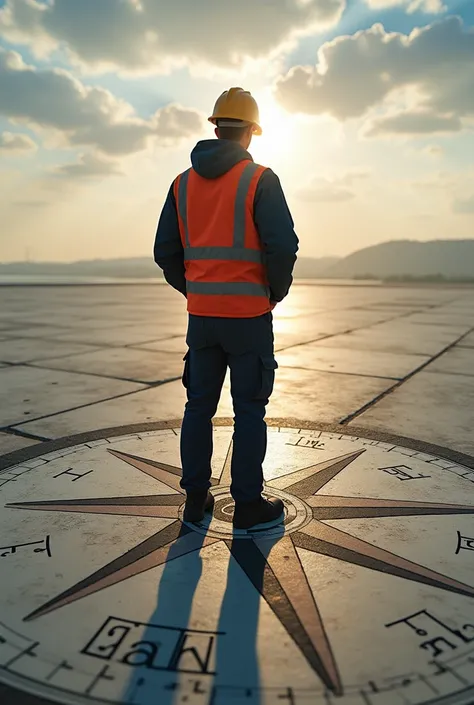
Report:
1,241,473,281
294,257,340,278
0,258,160,279
324,240,474,280
0,256,340,280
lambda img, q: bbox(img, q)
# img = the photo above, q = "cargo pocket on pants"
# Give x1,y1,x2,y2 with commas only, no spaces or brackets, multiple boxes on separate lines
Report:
255,355,278,400
182,351,190,389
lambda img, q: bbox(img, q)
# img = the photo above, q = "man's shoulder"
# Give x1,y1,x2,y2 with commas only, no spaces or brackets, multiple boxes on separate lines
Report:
254,166,282,190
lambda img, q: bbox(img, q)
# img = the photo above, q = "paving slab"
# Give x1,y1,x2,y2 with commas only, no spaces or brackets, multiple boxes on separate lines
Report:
0,324,25,334
277,345,427,379
0,325,75,340
34,347,184,383
13,379,188,438
298,307,399,330
457,330,474,348
271,311,380,350
315,321,464,356
218,367,394,424
0,366,145,428
44,324,184,347
356,302,427,310
272,309,397,343
424,345,474,376
0,431,40,454
404,312,474,328
274,330,329,350
0,338,100,364
1,423,473,705
351,370,474,455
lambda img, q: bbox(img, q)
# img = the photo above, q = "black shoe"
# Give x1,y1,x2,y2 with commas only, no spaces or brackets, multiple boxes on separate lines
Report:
233,496,284,530
183,490,214,523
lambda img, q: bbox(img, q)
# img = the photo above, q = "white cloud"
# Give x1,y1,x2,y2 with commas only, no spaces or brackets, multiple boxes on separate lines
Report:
364,0,445,15
11,199,48,208
297,171,369,202
0,0,345,73
50,153,122,180
422,144,444,156
411,170,474,215
0,49,204,154
453,196,474,214
275,17,474,135
364,109,462,136
0,130,37,153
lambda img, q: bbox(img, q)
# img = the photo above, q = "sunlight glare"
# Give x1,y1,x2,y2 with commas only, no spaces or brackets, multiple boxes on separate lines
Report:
251,95,296,165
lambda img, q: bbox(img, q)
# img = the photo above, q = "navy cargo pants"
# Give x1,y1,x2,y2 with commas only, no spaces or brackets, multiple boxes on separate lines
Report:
180,312,277,503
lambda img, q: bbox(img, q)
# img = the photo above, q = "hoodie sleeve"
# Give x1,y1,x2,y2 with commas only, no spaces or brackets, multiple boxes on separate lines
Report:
253,169,299,303
153,182,187,297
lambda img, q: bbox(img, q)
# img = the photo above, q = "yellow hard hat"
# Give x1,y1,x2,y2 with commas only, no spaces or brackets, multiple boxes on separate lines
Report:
208,87,262,136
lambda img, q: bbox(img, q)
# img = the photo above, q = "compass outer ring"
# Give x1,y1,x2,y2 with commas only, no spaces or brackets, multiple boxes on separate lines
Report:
1,418,474,705
2,418,474,473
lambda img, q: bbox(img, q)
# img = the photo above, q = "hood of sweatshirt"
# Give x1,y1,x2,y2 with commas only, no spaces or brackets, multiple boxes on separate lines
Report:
190,139,253,179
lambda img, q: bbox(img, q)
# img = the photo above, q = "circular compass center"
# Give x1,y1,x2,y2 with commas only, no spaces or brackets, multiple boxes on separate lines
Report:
180,485,313,539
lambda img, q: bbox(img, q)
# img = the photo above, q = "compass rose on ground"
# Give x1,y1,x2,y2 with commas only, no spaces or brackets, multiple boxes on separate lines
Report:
3,424,474,702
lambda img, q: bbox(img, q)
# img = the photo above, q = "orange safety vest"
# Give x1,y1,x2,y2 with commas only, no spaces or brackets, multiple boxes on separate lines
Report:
174,160,271,318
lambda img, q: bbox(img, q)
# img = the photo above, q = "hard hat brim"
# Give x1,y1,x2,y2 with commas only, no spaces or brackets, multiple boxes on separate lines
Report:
208,116,262,136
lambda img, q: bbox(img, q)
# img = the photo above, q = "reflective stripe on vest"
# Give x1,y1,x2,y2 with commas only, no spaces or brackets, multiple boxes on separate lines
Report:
184,247,263,264
186,281,269,297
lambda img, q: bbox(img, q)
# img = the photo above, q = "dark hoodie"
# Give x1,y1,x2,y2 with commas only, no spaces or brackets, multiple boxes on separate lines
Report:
153,139,299,304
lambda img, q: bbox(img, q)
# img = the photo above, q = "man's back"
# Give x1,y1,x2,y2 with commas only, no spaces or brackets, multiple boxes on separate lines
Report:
154,138,298,312
153,87,298,531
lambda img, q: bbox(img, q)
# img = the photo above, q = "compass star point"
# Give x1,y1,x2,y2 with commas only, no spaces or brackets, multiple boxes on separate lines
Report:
107,447,184,493
267,447,367,498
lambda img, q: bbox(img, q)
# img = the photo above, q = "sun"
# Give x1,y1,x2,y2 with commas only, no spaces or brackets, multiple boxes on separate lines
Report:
251,94,296,164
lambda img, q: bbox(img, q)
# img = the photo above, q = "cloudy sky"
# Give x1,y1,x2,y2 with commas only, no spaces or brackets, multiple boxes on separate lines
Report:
0,0,473,262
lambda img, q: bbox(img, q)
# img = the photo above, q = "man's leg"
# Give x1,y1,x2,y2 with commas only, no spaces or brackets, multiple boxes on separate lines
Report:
180,345,227,494
228,351,269,503
226,314,283,528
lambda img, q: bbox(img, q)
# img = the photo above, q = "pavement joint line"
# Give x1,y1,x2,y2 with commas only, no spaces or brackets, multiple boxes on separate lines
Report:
11,361,182,388
410,321,474,329
1,427,51,443
275,307,435,354
0,334,181,350
125,334,185,349
10,361,155,387
0,321,82,332
338,325,474,426
422,369,474,379
278,303,470,355
276,364,400,382
2,375,183,433
22,360,181,392
276,334,340,353
0,344,106,366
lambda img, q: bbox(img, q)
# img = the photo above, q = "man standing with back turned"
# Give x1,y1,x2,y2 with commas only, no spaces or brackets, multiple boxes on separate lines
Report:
154,87,298,530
